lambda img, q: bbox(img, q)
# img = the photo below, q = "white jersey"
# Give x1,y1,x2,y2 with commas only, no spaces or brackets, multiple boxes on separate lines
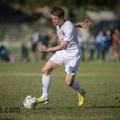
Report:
56,20,81,57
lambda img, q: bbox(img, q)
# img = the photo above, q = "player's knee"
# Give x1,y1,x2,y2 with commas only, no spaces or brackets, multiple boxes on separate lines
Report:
42,68,47,74
42,68,50,75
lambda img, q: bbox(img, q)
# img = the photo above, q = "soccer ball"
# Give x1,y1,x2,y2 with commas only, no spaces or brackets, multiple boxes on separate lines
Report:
23,95,37,109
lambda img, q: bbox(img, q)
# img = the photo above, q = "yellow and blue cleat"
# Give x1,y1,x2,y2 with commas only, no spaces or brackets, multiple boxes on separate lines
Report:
37,97,49,104
78,90,85,106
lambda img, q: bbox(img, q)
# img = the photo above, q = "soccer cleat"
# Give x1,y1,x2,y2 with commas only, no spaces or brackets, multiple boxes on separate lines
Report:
78,89,85,106
37,97,49,104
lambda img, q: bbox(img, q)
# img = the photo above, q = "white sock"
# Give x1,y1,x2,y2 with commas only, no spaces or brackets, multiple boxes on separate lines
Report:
71,80,83,94
41,74,51,100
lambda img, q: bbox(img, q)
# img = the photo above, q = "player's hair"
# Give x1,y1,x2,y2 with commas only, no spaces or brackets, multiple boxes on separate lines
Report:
50,7,64,18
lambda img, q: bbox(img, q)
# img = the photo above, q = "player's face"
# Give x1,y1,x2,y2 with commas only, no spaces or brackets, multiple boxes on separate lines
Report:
51,14,63,27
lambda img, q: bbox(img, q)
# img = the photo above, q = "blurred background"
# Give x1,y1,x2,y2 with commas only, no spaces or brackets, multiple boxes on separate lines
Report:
0,0,120,62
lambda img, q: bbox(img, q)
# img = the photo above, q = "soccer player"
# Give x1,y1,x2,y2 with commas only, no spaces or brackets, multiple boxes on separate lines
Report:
37,7,91,106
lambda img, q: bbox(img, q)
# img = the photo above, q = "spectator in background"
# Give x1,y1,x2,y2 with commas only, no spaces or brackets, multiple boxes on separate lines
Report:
103,30,112,59
105,30,112,50
0,45,9,62
77,34,86,60
88,34,96,60
114,28,120,61
20,43,29,61
96,31,106,60
31,30,40,61
112,28,119,62
50,32,59,54
41,33,50,60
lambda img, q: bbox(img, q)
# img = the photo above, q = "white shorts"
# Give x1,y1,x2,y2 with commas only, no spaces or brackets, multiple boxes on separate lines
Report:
49,50,82,75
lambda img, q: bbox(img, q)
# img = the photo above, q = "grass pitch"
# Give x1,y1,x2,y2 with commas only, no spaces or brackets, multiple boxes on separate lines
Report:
0,60,120,120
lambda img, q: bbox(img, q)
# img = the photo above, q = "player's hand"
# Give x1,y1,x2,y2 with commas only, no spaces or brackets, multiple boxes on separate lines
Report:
39,45,48,52
81,19,91,29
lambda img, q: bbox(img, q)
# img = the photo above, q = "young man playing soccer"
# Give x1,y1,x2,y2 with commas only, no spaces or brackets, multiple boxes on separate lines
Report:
37,7,91,106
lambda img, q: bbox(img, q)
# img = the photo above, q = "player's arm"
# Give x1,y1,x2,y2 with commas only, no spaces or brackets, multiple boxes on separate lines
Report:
39,40,69,52
74,19,91,29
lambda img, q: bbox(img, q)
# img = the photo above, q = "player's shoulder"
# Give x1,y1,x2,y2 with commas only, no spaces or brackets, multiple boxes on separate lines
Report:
64,20,74,30
65,20,73,26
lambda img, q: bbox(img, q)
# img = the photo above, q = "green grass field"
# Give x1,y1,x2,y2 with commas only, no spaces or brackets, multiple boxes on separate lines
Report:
0,60,120,120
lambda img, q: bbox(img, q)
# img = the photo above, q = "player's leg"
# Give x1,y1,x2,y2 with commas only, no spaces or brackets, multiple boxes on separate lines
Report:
65,52,85,106
66,74,85,95
37,60,59,104
41,60,59,99
65,74,85,106
66,74,83,93
37,51,64,104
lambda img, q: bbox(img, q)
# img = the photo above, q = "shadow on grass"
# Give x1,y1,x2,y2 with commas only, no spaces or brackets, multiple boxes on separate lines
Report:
84,105,120,109
34,105,120,111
